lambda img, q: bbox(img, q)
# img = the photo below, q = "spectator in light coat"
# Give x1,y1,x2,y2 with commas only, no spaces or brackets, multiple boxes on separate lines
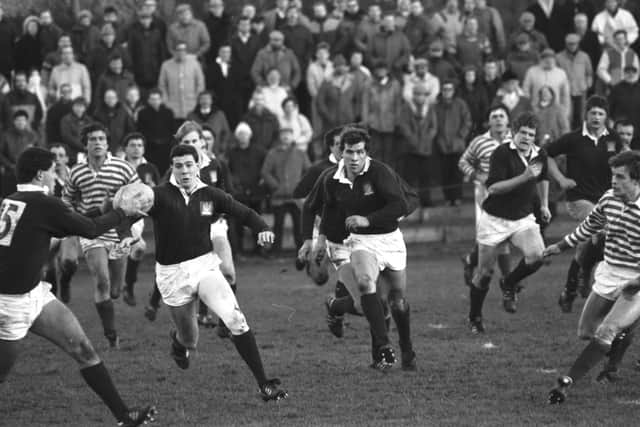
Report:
523,49,571,122
591,0,638,48
306,42,334,134
158,42,205,121
596,29,639,92
402,57,439,105
166,3,210,58
48,45,92,105
556,33,594,130
278,97,312,153
316,54,359,138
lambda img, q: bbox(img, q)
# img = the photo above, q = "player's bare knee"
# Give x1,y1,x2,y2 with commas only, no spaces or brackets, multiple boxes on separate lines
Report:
524,251,544,265
594,324,618,348
60,259,78,275
473,270,493,290
225,307,249,335
68,337,99,365
389,296,408,312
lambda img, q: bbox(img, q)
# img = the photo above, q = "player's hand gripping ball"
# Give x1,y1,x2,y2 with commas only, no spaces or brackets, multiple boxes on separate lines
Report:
113,183,154,216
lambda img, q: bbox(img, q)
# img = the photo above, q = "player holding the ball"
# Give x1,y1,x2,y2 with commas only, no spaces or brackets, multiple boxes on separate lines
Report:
144,144,287,402
62,123,140,349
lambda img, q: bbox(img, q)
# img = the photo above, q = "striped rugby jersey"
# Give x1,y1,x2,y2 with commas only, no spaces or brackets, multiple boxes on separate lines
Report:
458,131,512,180
565,189,640,271
62,155,139,242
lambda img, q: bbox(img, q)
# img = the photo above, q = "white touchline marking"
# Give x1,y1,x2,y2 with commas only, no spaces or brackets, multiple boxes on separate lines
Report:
615,399,640,405
482,342,497,349
537,368,558,374
427,323,447,329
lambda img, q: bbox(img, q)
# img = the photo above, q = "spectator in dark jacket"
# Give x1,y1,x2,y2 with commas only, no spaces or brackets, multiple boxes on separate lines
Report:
206,44,241,129
434,80,472,206
94,54,136,110
70,9,101,63
128,9,167,93
396,83,438,206
251,30,302,89
46,83,73,145
575,13,601,72
1,71,44,132
186,91,231,156
15,15,42,74
506,32,541,83
403,1,430,58
609,65,640,131
59,97,93,163
332,0,365,57
136,89,175,174
38,10,63,58
427,38,459,84
243,89,280,151
316,55,359,136
482,57,502,101
0,110,41,196
368,13,411,79
204,0,233,65
459,65,490,136
93,89,136,155
0,5,17,80
528,0,565,51
86,24,131,85
231,16,261,118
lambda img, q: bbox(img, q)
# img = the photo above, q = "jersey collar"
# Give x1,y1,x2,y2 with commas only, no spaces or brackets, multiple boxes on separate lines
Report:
508,140,541,166
582,122,609,144
169,174,207,203
333,157,371,187
17,183,49,194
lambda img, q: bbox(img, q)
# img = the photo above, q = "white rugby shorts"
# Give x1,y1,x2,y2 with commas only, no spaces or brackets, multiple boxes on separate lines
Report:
79,237,131,259
0,282,56,341
592,261,640,301
326,240,351,269
210,218,229,240
345,228,407,271
156,252,222,307
476,211,539,247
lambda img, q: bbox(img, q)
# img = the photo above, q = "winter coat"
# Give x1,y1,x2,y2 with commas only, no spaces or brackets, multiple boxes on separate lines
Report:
362,78,402,133
316,74,359,131
186,108,231,155
46,100,72,144
93,102,136,153
86,41,131,83
59,112,94,157
0,127,40,169
368,30,411,76
94,70,136,109
128,20,168,88
261,143,310,202
228,143,267,200
242,107,280,151
434,97,472,154
396,100,438,156
158,56,205,119
251,45,301,88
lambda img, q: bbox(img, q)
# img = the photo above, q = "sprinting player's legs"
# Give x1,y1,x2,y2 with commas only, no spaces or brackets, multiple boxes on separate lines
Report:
385,268,415,370
212,221,237,338
469,243,499,333
124,221,147,307
0,289,154,425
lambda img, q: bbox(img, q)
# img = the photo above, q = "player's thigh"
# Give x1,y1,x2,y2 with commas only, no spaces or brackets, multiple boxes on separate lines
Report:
476,244,499,277
0,339,20,381
108,256,127,286
510,227,544,264
596,293,640,344
130,240,147,261
85,247,110,282
198,270,249,335
59,237,80,264
381,268,407,298
350,250,380,293
212,235,236,282
577,292,615,339
29,299,99,367
168,300,199,349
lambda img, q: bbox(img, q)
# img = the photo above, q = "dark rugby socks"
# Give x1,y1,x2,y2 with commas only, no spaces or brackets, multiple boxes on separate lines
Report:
564,259,580,294
124,258,140,293
232,330,268,386
360,293,390,348
469,285,489,320
95,300,116,337
80,362,128,421
504,259,543,290
334,281,349,298
391,299,412,353
149,282,162,308
606,330,633,371
567,340,609,383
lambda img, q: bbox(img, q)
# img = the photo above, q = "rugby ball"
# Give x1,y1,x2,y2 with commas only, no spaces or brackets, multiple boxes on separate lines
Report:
307,247,329,286
113,183,154,214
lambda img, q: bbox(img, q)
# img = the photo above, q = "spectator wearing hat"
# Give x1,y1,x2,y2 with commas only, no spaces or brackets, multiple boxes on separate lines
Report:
48,45,92,104
506,33,540,83
158,41,205,123
136,89,175,174
231,16,261,119
15,15,42,74
306,42,334,134
493,70,533,120
167,3,210,59
574,13,601,72
396,82,438,206
509,11,549,53
456,16,492,71
186,90,231,156
362,60,402,167
0,110,41,196
204,0,233,66
94,54,136,110
70,9,101,63
523,49,571,122
556,33,594,130
596,29,639,93
261,125,310,253
128,6,168,94
0,3,17,79
609,64,640,131
1,70,43,133
402,57,439,105
251,30,301,90
308,1,341,47
316,54,359,139
434,79,471,206
228,122,267,253
242,89,280,151
592,0,638,48
46,83,73,144
59,97,94,163
86,23,131,85
92,88,136,156
353,3,382,54
459,65,490,135
527,0,565,52
368,12,411,79
278,97,312,154
38,10,63,58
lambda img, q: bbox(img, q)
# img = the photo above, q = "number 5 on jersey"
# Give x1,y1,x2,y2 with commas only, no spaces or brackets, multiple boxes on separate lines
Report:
0,199,26,247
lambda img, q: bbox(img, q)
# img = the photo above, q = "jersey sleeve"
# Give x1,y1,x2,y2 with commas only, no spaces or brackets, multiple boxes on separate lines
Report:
545,133,572,157
209,187,269,233
301,169,329,240
44,197,127,239
484,146,510,188
365,164,408,226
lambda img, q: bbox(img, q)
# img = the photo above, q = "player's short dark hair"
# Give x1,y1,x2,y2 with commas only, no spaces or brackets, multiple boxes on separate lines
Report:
123,132,146,147
586,95,609,115
81,122,109,146
281,96,297,109
615,118,634,129
201,125,215,138
16,147,55,184
609,150,640,181
170,143,199,163
49,143,69,155
512,112,539,134
324,126,343,150
488,103,510,121
108,52,123,62
12,109,29,120
147,88,162,98
104,5,118,15
13,69,27,79
339,126,370,152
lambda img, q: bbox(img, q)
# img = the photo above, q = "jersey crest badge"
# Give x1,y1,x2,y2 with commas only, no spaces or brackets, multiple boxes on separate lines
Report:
200,201,213,216
362,182,374,196
209,170,218,183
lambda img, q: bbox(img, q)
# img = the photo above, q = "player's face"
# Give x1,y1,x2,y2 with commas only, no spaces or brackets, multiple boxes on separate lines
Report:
611,165,639,200
50,147,68,167
488,109,508,133
180,130,205,151
586,107,607,130
125,138,145,159
616,125,634,146
40,162,56,194
86,130,108,157
342,141,367,175
513,126,537,152
172,154,199,189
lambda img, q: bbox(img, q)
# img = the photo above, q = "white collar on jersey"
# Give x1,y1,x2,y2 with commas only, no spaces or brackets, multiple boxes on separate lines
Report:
17,183,49,195
508,140,541,167
333,157,371,187
169,173,207,203
582,122,609,144
329,153,338,164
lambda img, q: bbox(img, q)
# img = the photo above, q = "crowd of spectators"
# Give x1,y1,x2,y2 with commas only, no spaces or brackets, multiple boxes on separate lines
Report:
2,0,640,250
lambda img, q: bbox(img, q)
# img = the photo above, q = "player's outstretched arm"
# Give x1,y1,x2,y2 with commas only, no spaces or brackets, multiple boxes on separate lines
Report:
365,163,408,227
210,187,270,233
47,197,131,239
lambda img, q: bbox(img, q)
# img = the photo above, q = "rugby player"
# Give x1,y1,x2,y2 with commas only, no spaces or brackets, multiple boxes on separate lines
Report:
146,143,287,401
469,113,551,332
545,151,640,403
546,96,621,312
62,123,140,348
458,105,512,301
122,133,161,306
305,127,415,371
0,147,155,426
